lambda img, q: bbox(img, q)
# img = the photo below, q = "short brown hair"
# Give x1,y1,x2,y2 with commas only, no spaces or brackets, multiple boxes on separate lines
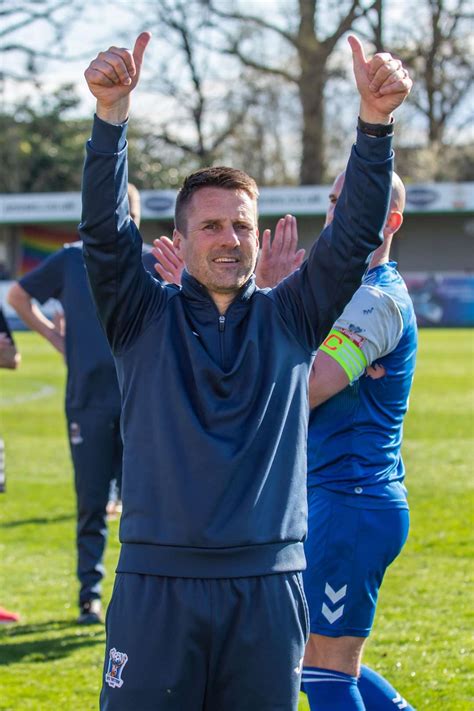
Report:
174,166,259,234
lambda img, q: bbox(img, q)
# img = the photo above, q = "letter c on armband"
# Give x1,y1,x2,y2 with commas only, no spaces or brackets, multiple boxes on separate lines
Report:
319,329,368,383
322,333,344,351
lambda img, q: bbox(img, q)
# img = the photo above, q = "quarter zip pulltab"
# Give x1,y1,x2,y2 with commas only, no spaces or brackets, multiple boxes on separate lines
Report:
218,314,226,368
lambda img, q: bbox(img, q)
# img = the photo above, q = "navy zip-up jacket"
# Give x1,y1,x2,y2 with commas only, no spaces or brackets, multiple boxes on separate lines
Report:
80,115,393,578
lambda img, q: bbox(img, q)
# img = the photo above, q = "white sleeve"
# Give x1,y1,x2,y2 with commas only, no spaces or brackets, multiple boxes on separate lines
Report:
333,284,403,366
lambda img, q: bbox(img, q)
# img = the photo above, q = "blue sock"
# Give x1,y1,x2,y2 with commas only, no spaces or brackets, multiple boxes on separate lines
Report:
302,666,366,710
358,665,415,710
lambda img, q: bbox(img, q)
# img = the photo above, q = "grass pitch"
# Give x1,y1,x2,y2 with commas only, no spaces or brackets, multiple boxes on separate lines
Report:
0,330,473,710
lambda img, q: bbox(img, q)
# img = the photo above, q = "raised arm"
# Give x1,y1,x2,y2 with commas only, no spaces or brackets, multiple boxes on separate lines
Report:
271,36,412,351
80,33,166,352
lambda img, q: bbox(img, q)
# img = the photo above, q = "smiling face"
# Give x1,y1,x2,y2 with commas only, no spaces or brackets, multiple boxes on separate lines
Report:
174,186,259,311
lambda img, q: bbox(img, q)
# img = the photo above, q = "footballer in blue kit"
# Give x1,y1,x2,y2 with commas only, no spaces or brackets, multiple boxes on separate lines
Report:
301,172,417,710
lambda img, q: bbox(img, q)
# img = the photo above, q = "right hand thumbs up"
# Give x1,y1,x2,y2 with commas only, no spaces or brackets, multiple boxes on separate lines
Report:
84,32,151,122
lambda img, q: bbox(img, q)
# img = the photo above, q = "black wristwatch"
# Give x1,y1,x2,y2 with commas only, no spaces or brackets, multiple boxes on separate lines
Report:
357,116,394,137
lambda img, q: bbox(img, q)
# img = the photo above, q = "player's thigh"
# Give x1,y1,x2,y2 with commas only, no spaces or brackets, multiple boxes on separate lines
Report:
100,573,209,711
207,573,309,711
303,492,409,638
66,410,118,508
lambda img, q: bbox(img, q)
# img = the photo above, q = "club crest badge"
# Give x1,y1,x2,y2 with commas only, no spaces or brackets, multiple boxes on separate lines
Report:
69,422,83,445
105,647,128,689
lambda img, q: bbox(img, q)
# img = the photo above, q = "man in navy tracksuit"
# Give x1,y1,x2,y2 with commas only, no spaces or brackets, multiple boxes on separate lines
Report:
81,32,411,711
7,189,157,625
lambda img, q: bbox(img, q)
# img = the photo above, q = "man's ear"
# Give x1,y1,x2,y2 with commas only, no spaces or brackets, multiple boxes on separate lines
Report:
173,228,184,256
385,210,403,236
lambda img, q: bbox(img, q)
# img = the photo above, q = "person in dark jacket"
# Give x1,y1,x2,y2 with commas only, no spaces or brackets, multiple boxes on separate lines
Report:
82,31,412,711
7,186,158,626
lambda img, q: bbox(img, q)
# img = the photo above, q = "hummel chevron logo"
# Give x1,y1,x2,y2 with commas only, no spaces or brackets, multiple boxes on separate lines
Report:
324,583,347,604
321,582,347,624
321,603,344,624
392,693,408,709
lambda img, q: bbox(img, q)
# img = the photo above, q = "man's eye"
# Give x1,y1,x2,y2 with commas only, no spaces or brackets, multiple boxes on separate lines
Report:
204,224,217,231
235,223,250,231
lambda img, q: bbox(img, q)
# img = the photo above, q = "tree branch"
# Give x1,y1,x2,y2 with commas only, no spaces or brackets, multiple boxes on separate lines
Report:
204,1,297,46
221,41,298,83
323,0,375,54
0,0,72,39
209,105,252,152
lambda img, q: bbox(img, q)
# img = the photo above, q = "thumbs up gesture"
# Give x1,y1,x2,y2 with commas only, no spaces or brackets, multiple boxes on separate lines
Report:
84,32,151,124
348,35,412,124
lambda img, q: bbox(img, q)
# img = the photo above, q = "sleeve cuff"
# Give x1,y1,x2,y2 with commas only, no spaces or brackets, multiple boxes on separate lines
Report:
90,114,128,153
355,128,393,162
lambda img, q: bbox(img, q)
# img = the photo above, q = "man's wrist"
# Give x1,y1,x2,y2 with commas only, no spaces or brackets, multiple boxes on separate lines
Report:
96,99,129,126
359,101,393,125
357,116,394,138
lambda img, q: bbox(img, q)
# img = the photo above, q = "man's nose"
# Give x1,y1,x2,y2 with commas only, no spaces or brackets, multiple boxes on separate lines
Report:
220,225,240,246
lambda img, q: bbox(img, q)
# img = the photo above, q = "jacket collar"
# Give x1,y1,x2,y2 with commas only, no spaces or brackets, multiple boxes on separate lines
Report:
181,270,257,307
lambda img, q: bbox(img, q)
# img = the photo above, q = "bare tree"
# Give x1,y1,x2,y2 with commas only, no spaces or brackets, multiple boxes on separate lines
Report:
222,78,301,185
204,0,376,184
131,0,261,170
0,0,87,81
391,0,473,147
363,0,384,51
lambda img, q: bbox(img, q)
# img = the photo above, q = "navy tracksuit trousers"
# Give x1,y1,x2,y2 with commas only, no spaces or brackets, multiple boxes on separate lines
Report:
100,571,309,710
67,409,122,604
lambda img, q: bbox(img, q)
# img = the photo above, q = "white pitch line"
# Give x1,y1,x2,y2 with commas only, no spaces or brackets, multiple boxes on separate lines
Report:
2,385,58,405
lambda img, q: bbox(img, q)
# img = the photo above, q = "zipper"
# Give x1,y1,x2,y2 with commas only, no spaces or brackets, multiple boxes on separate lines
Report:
218,315,226,367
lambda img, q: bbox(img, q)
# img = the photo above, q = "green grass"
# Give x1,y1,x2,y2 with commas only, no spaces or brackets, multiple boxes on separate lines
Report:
1,330,473,710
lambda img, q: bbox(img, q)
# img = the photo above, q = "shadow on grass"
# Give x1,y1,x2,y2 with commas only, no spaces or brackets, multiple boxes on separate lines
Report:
0,619,104,665
0,514,75,529
1,619,83,637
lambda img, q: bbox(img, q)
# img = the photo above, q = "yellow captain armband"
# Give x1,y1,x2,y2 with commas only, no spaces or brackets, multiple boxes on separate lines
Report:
319,329,368,383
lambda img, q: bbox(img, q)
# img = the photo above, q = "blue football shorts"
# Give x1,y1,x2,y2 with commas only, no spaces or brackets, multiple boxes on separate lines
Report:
303,488,409,638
